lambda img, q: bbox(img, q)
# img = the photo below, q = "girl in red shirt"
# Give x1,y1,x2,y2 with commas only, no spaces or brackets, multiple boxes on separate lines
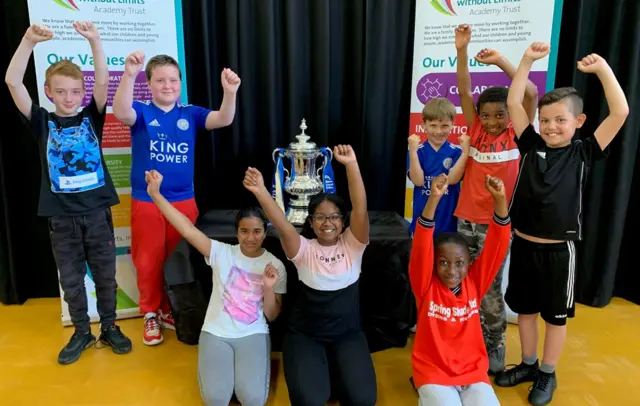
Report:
410,173,511,405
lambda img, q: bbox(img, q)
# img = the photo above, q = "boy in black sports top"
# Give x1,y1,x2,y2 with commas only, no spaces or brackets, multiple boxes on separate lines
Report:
496,42,629,406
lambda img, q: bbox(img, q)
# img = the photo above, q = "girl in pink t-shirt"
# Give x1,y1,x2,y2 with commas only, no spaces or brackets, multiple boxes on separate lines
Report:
244,144,376,405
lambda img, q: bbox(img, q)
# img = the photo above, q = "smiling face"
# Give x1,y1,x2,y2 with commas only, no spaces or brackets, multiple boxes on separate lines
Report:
236,216,266,257
478,101,509,137
309,200,344,246
434,242,470,288
539,100,586,148
148,64,182,107
424,118,454,149
45,74,85,117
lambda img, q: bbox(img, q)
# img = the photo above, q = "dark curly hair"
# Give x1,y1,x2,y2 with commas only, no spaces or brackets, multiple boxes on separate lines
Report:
434,232,470,258
476,86,509,112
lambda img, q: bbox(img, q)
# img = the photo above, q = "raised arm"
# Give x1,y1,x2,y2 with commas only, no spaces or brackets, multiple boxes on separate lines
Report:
146,170,211,257
475,48,539,123
468,176,511,296
5,24,53,119
204,69,241,130
262,263,283,322
455,24,477,126
407,135,425,187
409,174,448,302
577,54,629,150
243,167,300,259
508,42,550,137
112,51,144,126
73,22,108,112
334,145,369,244
447,134,470,184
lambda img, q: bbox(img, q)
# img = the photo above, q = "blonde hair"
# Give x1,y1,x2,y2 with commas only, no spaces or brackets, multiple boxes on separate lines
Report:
45,60,84,89
422,97,456,123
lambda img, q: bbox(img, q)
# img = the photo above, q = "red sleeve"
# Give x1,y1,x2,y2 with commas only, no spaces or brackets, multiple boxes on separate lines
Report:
409,216,435,305
468,116,483,147
468,213,511,298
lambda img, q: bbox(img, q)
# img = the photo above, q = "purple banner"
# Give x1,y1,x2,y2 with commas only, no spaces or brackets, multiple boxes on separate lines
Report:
416,71,547,106
44,71,151,107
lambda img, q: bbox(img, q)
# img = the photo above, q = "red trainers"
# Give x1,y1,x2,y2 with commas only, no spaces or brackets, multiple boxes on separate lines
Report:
159,310,176,331
143,314,163,346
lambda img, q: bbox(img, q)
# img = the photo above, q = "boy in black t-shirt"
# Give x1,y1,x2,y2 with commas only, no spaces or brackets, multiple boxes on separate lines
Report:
495,42,629,405
5,22,132,364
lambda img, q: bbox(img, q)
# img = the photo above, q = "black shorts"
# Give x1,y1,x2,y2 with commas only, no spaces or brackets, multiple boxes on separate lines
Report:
505,235,576,326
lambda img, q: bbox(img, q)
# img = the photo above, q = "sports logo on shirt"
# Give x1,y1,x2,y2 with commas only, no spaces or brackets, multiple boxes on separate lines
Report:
177,119,189,131
148,119,161,127
443,157,453,169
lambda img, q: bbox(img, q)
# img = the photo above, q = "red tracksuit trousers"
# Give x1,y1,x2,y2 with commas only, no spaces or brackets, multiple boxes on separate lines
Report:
131,197,199,314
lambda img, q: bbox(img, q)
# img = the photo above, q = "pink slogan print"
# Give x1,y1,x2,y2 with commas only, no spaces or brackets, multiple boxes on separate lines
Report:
222,266,264,324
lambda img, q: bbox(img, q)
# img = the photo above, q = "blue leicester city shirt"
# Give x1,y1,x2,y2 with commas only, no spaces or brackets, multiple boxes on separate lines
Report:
130,101,211,202
408,141,462,236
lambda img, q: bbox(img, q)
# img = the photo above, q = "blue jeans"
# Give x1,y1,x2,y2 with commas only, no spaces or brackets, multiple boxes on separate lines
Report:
418,383,500,406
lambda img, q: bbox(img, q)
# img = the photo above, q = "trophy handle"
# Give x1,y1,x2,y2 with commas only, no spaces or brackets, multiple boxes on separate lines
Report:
316,147,332,178
317,155,327,178
272,148,282,163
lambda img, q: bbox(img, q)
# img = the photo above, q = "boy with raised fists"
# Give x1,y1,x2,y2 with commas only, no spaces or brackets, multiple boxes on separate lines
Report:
497,42,629,405
5,22,132,364
113,51,241,346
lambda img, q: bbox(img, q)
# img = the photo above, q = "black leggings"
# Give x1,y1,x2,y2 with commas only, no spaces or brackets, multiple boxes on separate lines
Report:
282,331,377,406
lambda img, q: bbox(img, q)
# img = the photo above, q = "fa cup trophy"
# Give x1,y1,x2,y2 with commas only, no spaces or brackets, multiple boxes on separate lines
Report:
271,119,335,225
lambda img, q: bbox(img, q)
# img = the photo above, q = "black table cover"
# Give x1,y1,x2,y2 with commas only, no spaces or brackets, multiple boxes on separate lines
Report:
185,210,414,353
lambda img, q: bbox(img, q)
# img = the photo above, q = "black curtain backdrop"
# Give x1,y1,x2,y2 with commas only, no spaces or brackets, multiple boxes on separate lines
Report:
1,0,638,307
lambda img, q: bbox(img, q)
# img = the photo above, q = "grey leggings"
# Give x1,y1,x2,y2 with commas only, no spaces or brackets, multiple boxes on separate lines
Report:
198,331,271,406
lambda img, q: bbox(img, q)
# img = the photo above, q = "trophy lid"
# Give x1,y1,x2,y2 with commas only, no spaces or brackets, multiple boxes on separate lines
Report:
289,119,318,152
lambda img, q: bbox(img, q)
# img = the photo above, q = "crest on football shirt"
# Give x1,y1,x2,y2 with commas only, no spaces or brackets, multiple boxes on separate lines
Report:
443,157,453,169
177,119,189,130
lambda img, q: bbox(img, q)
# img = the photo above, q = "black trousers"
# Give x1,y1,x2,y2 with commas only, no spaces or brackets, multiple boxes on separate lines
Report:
282,330,377,406
49,208,117,333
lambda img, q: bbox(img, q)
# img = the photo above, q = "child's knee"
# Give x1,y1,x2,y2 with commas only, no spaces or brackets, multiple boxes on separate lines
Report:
234,387,268,406
518,313,539,323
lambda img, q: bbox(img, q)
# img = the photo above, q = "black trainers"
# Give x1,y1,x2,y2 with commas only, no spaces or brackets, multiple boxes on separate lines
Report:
58,331,96,365
488,344,506,375
98,324,132,354
529,371,557,406
494,361,539,387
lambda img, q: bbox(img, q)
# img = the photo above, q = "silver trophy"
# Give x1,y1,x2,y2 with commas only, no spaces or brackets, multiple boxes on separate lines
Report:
272,119,334,225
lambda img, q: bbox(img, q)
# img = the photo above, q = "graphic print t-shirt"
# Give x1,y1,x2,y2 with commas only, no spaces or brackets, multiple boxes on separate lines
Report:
288,228,368,339
203,240,287,339
455,116,520,224
22,98,119,217
409,141,462,235
129,101,211,203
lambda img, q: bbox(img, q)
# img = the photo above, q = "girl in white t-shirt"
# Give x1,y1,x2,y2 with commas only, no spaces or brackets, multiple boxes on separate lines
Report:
146,170,286,406
243,145,377,406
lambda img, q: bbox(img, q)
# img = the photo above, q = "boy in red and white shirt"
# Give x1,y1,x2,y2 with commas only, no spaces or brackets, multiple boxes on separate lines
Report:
410,173,511,405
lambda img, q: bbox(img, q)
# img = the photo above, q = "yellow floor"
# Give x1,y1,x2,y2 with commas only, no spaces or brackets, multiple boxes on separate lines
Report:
1,298,639,405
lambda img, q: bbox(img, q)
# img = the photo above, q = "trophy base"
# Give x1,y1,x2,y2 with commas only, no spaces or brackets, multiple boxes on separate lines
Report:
287,195,313,226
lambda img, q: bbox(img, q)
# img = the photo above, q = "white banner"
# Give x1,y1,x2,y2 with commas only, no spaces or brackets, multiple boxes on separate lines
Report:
26,0,189,325
404,0,564,221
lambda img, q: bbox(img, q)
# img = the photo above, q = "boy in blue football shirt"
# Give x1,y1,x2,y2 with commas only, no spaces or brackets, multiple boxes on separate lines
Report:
112,51,241,346
408,97,469,238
